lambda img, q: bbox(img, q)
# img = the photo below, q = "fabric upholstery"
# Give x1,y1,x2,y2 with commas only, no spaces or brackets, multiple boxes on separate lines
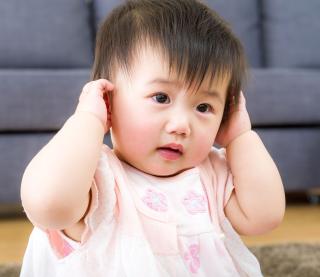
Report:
93,0,124,28
0,134,53,204
263,0,320,67
246,68,320,125
204,0,262,67
256,128,320,191
0,0,93,67
0,69,91,131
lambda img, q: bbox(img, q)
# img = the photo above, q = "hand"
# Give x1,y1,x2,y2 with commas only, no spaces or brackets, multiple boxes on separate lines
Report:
215,91,252,147
75,79,114,134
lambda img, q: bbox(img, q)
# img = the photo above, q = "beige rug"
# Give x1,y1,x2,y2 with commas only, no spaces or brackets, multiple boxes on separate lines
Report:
1,243,319,277
250,243,320,277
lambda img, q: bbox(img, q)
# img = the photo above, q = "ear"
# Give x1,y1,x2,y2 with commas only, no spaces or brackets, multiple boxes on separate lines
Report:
103,90,112,127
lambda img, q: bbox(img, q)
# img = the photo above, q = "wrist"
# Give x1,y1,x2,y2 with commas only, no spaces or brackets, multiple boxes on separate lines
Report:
75,91,109,133
73,110,107,134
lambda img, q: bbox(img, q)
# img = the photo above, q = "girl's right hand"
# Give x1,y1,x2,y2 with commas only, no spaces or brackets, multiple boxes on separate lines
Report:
75,79,114,134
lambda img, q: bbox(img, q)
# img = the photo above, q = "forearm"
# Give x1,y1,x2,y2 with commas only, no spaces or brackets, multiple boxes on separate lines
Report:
226,130,285,224
21,111,105,228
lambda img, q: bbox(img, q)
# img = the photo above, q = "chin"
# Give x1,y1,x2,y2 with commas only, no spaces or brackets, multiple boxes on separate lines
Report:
148,166,192,178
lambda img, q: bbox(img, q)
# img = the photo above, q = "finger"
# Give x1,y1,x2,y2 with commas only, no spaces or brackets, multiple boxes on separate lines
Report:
91,79,114,97
240,90,247,102
80,79,114,101
238,91,247,109
82,82,92,94
79,82,93,101
97,78,114,91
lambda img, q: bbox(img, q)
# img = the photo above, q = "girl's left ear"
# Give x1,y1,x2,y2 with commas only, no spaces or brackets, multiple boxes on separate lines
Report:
222,88,241,122
221,96,233,123
104,90,113,127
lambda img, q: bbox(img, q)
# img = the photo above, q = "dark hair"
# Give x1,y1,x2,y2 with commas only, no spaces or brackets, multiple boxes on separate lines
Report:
91,0,247,119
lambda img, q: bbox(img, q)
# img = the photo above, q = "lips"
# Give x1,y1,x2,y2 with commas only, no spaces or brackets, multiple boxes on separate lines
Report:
159,143,183,153
157,143,184,160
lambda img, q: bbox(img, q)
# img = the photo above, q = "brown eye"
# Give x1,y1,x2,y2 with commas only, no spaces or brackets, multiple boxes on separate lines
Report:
197,103,212,113
152,93,170,104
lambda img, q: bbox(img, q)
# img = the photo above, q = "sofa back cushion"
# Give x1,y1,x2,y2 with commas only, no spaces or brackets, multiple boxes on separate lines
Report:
204,0,262,67
246,68,320,125
264,0,320,68
94,0,121,28
0,0,93,68
93,0,262,67
0,69,91,131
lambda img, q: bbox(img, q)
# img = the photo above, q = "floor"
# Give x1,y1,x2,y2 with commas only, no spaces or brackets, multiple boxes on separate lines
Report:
0,196,320,264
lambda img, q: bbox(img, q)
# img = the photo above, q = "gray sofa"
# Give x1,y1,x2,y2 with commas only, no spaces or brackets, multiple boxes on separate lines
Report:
1,0,319,214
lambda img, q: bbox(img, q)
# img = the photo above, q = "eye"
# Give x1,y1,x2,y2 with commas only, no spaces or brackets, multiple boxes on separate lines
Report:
152,93,170,104
196,103,213,113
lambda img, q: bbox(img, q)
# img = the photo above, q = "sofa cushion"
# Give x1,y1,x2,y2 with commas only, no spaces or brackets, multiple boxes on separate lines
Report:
0,69,91,131
0,0,93,68
93,0,123,28
256,128,320,191
93,0,262,67
204,0,262,67
246,68,320,126
0,133,54,205
263,0,320,68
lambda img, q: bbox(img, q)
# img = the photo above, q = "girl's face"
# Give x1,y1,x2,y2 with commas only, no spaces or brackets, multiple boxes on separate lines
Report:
110,46,229,176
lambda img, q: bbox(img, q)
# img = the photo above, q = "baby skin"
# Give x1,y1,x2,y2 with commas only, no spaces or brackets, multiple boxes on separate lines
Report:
21,46,285,242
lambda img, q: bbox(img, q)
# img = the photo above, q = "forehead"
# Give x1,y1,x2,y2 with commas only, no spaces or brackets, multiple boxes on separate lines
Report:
115,45,230,96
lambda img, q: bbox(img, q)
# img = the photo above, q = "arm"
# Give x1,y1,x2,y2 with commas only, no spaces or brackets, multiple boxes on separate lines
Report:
20,79,114,230
216,92,285,235
224,130,285,235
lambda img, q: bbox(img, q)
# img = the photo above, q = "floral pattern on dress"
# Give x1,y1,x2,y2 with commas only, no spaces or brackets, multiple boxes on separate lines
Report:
142,189,168,212
183,243,200,273
182,191,208,214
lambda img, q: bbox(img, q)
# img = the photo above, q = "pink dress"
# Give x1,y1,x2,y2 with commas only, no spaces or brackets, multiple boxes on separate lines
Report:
20,145,262,276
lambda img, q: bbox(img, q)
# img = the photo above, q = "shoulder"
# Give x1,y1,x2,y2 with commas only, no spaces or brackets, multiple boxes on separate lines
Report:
94,144,123,184
63,145,120,248
202,146,230,177
198,147,234,211
208,146,227,163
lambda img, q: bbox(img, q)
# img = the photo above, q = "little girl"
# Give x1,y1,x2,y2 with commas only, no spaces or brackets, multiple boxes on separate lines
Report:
20,0,285,276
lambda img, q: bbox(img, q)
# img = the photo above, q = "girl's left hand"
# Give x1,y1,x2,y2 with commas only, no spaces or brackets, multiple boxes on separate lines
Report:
215,91,252,147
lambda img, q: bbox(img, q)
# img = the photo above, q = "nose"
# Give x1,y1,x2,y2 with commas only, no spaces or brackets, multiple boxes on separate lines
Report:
165,113,191,137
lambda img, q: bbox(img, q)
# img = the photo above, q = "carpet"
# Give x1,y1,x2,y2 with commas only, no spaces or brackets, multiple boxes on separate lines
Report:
1,243,319,277
250,243,320,277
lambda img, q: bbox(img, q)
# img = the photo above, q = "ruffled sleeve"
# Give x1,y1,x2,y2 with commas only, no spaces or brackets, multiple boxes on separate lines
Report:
79,144,117,243
207,147,234,215
203,147,263,277
29,144,118,259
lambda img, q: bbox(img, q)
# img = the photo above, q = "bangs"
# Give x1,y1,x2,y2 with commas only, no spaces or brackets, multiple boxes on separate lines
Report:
115,37,233,94
92,0,247,112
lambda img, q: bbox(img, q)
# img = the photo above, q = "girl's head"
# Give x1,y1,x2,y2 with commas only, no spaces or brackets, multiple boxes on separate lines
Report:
91,0,247,176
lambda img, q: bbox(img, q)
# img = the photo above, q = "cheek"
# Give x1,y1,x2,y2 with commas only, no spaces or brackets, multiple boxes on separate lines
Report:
191,125,219,161
128,116,157,142
112,103,159,151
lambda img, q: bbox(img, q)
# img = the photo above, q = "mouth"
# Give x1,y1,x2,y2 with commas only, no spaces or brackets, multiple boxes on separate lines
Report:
157,143,184,161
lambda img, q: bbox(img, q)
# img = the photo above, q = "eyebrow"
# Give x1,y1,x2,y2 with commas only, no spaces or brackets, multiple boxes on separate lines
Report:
147,78,180,86
147,78,224,103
